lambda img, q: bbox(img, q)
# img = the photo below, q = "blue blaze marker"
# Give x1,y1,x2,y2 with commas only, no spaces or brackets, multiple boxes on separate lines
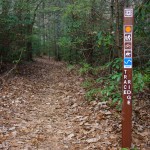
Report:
124,58,132,68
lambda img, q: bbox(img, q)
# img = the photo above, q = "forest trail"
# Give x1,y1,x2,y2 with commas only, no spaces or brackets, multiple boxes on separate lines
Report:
0,58,148,150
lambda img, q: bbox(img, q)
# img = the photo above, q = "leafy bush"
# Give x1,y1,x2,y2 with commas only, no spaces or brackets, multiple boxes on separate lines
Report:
79,63,93,75
122,148,138,150
81,58,149,109
81,58,122,107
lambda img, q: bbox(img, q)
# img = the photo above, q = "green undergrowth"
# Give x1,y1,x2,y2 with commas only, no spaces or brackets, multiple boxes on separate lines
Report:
122,148,138,150
79,58,150,109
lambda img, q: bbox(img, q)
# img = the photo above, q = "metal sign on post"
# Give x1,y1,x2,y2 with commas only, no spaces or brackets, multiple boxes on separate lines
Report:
122,8,134,148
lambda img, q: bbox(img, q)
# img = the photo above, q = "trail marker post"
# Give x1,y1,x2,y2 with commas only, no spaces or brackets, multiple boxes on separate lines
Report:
122,8,134,148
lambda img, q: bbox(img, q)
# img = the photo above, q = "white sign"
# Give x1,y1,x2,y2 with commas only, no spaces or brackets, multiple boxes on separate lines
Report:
125,51,132,57
124,33,132,42
124,42,132,49
124,9,133,17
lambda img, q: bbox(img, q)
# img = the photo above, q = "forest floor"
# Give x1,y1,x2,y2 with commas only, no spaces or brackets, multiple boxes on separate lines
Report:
0,57,149,150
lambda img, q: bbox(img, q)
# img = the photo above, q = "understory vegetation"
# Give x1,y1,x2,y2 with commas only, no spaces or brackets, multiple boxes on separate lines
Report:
0,0,150,105
0,0,150,149
79,58,149,108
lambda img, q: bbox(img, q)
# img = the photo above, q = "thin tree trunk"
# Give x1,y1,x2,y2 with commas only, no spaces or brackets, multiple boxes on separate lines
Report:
26,0,42,61
115,0,121,58
42,1,46,54
109,0,114,73
26,24,33,61
0,0,10,62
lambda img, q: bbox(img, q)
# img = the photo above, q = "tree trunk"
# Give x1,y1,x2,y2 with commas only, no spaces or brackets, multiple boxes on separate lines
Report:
42,1,46,54
83,0,96,64
26,24,33,61
25,0,42,61
109,0,114,73
0,0,10,62
115,0,121,58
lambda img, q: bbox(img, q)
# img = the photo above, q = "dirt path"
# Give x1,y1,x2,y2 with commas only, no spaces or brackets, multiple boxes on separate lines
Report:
0,58,149,150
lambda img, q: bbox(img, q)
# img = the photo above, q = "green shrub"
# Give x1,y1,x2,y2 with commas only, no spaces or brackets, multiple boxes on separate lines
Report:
79,63,93,75
81,58,149,109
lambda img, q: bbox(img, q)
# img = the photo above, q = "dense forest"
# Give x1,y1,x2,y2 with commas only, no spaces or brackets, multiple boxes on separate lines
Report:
0,0,150,149
0,0,149,63
1,0,149,105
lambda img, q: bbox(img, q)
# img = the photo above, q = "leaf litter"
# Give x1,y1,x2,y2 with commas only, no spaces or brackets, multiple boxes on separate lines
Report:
0,57,149,150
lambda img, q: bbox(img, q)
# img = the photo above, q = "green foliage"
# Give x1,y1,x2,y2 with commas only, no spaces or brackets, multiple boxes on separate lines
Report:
32,34,42,56
134,1,150,67
96,72,122,108
122,148,138,150
96,59,122,106
80,58,122,107
0,0,45,63
58,37,71,48
58,37,72,61
85,88,101,101
133,66,150,93
82,80,93,89
81,58,149,109
106,58,122,72
133,71,145,93
67,64,75,71
0,0,149,112
79,63,93,75
135,1,150,36
97,32,113,47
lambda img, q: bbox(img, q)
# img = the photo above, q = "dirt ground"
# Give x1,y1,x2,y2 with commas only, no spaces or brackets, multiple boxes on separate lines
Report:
0,58,149,150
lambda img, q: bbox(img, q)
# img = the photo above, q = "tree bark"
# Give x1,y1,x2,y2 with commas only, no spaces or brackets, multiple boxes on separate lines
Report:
26,0,42,61
0,0,10,62
26,24,33,61
115,0,121,58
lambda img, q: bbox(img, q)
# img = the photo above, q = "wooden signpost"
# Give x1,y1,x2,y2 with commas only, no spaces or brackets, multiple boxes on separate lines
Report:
122,8,134,148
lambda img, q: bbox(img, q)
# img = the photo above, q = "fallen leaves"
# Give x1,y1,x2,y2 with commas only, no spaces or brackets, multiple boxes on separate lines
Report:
0,57,149,149
86,137,100,143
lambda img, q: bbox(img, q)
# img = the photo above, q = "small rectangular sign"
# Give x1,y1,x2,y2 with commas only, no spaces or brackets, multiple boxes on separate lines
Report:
124,42,132,49
125,50,132,57
124,33,132,42
124,9,133,17
124,58,132,68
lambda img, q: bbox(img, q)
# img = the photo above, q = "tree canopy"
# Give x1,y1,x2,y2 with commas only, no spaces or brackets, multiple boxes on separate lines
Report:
0,0,149,65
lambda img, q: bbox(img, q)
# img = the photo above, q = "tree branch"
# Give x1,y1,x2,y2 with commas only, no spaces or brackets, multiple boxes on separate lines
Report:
32,0,43,25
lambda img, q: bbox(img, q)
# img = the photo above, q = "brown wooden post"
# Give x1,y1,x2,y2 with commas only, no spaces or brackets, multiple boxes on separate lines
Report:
122,8,134,148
